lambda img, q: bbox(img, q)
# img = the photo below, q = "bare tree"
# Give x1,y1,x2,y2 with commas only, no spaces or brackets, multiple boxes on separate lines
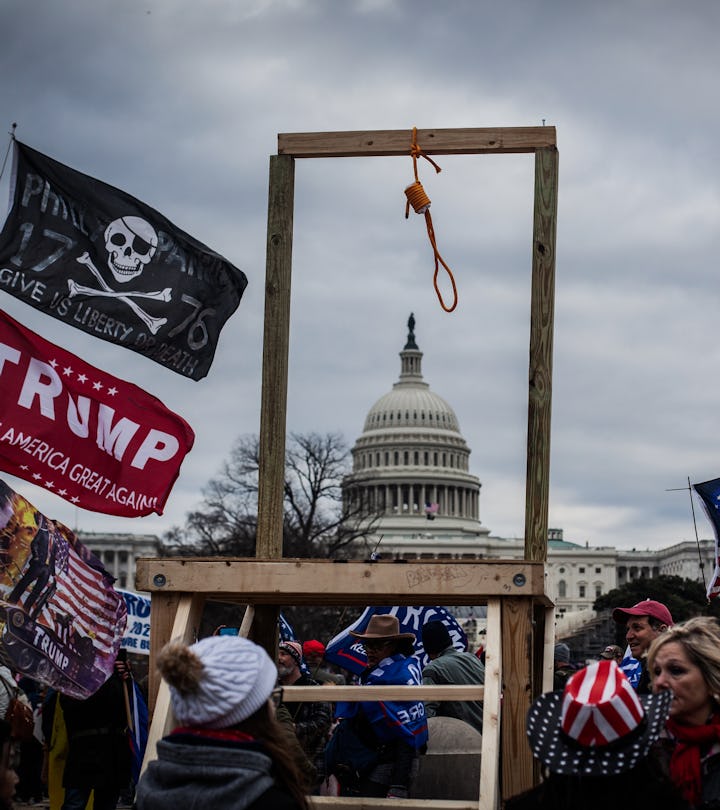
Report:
162,431,376,559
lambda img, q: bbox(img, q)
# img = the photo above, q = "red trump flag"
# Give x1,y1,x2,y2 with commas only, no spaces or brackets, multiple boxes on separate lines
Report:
0,309,194,517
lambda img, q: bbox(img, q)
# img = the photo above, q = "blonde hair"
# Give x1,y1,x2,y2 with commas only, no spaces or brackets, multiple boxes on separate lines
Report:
647,616,720,697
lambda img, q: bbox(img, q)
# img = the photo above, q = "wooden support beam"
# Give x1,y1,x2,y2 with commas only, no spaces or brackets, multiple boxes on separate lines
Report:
238,604,255,637
524,146,558,562
136,559,550,605
479,599,502,810
309,798,478,810
282,684,485,702
142,593,203,775
500,598,534,802
147,591,181,714
309,799,478,810
542,606,556,694
278,127,556,158
249,604,279,662
257,154,295,559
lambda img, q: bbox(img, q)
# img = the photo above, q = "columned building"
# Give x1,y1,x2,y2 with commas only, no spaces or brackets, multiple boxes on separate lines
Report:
341,315,712,617
79,531,159,591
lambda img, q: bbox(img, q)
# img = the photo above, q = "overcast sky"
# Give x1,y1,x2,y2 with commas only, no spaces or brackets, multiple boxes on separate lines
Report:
0,0,719,552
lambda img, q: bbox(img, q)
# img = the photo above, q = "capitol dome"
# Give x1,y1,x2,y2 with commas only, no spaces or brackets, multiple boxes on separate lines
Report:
343,314,489,556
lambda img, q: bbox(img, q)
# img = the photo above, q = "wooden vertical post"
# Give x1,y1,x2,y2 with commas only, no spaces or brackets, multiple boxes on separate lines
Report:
479,598,502,810
524,146,558,563
148,592,182,713
257,154,295,560
501,597,534,802
542,606,556,693
254,154,295,660
142,593,204,774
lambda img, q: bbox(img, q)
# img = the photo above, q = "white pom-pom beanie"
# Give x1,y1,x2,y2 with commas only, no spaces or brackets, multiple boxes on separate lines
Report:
168,636,277,729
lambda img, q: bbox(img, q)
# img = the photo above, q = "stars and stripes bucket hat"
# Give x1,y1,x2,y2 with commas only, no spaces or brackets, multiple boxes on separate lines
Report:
526,659,671,775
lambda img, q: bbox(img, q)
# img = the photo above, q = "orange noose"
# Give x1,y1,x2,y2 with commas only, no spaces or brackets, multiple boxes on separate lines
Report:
404,127,458,313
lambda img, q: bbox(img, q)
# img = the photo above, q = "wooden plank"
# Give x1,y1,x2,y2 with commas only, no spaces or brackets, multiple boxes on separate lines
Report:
282,685,485,702
542,606,555,693
524,146,558,562
500,598,534,801
478,598,502,810
136,559,550,604
249,604,279,662
147,592,180,713
310,799,477,810
238,604,255,637
257,154,295,558
310,798,477,810
142,593,204,774
278,127,556,158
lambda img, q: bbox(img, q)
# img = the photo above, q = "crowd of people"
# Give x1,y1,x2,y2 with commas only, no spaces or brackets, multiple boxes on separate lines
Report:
4,600,720,808
140,616,481,806
541,599,720,810
0,651,142,810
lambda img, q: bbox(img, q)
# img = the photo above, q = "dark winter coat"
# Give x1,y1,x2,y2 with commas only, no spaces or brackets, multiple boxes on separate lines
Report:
59,670,132,790
136,734,302,810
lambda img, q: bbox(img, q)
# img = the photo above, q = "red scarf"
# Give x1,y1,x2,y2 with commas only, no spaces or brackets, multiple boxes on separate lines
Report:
172,726,256,744
667,714,720,805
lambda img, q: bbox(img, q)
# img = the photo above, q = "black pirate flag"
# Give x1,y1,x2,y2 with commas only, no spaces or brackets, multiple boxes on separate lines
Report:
0,141,248,380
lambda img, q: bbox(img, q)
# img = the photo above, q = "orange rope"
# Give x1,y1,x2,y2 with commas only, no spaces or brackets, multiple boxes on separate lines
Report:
404,127,458,313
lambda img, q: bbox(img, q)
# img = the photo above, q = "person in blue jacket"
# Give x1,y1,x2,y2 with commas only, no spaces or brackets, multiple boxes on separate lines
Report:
332,614,428,799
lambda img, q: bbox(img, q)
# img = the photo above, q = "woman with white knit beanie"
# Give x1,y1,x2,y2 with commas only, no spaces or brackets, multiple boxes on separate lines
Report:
136,636,309,810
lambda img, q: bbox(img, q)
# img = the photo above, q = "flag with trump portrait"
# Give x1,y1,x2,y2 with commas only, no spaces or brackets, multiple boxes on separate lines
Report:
324,605,468,676
0,479,126,698
692,476,720,600
0,140,247,380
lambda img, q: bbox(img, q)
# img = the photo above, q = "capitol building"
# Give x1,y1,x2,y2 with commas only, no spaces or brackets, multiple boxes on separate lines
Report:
95,315,713,621
342,315,714,621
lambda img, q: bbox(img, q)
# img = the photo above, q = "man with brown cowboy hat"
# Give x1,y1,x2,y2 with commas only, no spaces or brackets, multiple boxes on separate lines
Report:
326,614,428,799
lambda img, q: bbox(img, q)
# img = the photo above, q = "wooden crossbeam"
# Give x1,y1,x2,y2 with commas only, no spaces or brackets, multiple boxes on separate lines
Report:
282,685,484,702
135,559,550,606
310,799,478,810
278,127,556,158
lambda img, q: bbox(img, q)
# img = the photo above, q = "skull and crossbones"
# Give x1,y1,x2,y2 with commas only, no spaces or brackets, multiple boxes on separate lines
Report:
67,216,172,335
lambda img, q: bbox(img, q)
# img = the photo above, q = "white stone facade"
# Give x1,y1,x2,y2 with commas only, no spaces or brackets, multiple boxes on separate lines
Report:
80,531,159,591
341,316,713,614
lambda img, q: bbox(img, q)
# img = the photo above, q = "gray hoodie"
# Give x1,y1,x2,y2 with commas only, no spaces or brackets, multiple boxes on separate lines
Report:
136,738,299,810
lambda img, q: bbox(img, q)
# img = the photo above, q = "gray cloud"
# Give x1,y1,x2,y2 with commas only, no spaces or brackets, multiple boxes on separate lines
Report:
0,0,718,552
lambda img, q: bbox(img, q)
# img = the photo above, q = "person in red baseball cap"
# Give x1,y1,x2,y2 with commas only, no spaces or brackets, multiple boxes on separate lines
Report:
612,599,673,694
302,640,345,686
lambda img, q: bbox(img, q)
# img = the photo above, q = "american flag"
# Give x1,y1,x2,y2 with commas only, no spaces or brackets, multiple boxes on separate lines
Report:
37,526,125,649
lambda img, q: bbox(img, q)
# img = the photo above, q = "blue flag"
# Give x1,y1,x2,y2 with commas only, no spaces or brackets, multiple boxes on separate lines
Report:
620,650,642,690
693,477,720,600
129,681,149,784
325,606,468,676
279,612,296,642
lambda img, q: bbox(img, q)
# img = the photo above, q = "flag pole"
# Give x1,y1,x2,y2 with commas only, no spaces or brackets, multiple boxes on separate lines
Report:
122,679,134,734
0,123,16,182
687,476,708,595
667,478,708,593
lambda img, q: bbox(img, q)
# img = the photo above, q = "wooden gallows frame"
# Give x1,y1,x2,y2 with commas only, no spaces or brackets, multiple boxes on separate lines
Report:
137,126,559,810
